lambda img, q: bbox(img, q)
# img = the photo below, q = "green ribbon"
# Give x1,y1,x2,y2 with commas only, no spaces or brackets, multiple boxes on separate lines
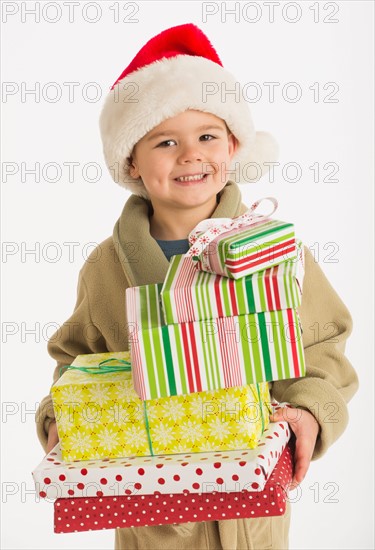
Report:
59,358,131,377
143,401,154,456
252,383,265,433
59,357,155,456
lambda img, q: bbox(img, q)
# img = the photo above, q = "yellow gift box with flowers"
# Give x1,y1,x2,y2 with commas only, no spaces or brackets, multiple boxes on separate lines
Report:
51,351,271,461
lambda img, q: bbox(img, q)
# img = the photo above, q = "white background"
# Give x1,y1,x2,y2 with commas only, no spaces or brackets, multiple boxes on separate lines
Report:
1,1,374,548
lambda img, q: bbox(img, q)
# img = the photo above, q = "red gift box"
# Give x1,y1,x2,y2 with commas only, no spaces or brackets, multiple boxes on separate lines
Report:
54,441,294,533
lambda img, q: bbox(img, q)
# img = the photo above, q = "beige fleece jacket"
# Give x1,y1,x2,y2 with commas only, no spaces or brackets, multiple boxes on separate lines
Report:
35,181,358,461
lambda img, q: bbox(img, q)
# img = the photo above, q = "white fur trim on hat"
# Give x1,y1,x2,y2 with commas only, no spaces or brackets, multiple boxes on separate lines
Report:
99,55,278,197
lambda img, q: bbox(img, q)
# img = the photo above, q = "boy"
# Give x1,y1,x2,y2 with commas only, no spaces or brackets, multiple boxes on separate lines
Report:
35,24,358,549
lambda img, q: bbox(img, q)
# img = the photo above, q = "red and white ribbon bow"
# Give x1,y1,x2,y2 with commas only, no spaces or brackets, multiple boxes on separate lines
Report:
186,197,278,265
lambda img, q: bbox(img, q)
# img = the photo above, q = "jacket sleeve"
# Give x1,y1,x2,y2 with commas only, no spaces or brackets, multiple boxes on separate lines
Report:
271,246,359,459
35,268,108,453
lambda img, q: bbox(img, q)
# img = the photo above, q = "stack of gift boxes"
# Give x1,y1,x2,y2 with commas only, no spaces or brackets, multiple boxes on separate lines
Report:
32,200,304,533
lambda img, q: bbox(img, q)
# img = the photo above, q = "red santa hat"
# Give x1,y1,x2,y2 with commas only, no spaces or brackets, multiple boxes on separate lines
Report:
99,23,278,198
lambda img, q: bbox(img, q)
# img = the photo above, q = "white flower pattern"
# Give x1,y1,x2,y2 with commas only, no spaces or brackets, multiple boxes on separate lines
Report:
59,386,84,405
54,410,74,434
87,384,112,406
160,400,185,421
125,425,148,449
188,394,210,417
54,352,270,460
96,427,120,451
208,418,231,440
149,422,176,446
179,419,204,442
68,431,93,454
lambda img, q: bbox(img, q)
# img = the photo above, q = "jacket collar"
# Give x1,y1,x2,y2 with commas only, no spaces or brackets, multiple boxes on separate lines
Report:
113,181,247,287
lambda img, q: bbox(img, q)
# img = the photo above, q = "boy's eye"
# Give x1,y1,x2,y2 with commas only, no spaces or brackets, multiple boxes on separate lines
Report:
156,135,216,147
157,139,177,147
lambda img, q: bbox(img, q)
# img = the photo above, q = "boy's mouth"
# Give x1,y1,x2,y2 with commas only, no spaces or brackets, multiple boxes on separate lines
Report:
174,173,208,184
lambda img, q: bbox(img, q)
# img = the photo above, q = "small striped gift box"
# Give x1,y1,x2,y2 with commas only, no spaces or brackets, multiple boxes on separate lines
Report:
126,283,305,401
161,243,304,325
187,200,298,280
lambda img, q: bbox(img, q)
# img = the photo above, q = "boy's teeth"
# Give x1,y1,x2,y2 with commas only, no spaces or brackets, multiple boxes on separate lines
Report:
176,174,205,182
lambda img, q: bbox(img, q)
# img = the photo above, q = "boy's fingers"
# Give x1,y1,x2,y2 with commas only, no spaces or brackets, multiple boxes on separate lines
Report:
292,436,315,485
270,406,302,425
46,420,59,453
270,407,320,489
292,458,309,486
269,410,284,422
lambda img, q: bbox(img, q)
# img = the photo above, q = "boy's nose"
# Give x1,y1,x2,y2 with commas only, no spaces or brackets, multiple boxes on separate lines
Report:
177,144,203,163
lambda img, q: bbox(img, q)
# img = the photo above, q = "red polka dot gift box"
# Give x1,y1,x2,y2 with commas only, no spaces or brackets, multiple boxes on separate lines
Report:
53,440,294,533
32,421,290,501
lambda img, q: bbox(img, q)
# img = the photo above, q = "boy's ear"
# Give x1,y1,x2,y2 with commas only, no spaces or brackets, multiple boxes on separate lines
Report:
228,133,238,159
128,156,139,179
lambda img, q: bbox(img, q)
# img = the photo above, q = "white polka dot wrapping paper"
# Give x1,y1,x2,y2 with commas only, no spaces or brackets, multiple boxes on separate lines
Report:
32,422,290,501
52,441,294,533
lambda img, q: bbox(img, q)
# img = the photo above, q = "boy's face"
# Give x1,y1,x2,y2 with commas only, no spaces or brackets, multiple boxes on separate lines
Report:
129,110,237,212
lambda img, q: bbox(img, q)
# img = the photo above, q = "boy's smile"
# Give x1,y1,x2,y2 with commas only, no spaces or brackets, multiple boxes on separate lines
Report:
128,110,237,238
174,173,208,185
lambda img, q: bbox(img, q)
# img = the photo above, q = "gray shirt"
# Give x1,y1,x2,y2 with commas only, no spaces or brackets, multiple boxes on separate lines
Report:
156,238,190,262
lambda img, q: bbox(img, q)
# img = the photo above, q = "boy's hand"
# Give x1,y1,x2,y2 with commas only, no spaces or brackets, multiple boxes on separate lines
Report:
270,406,320,488
46,419,59,454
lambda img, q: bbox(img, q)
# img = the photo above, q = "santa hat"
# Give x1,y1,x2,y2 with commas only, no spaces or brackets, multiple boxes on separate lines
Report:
99,23,278,198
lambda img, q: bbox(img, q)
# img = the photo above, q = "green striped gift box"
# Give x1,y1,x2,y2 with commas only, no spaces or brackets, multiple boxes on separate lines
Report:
161,244,304,325
126,283,305,401
194,219,297,279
